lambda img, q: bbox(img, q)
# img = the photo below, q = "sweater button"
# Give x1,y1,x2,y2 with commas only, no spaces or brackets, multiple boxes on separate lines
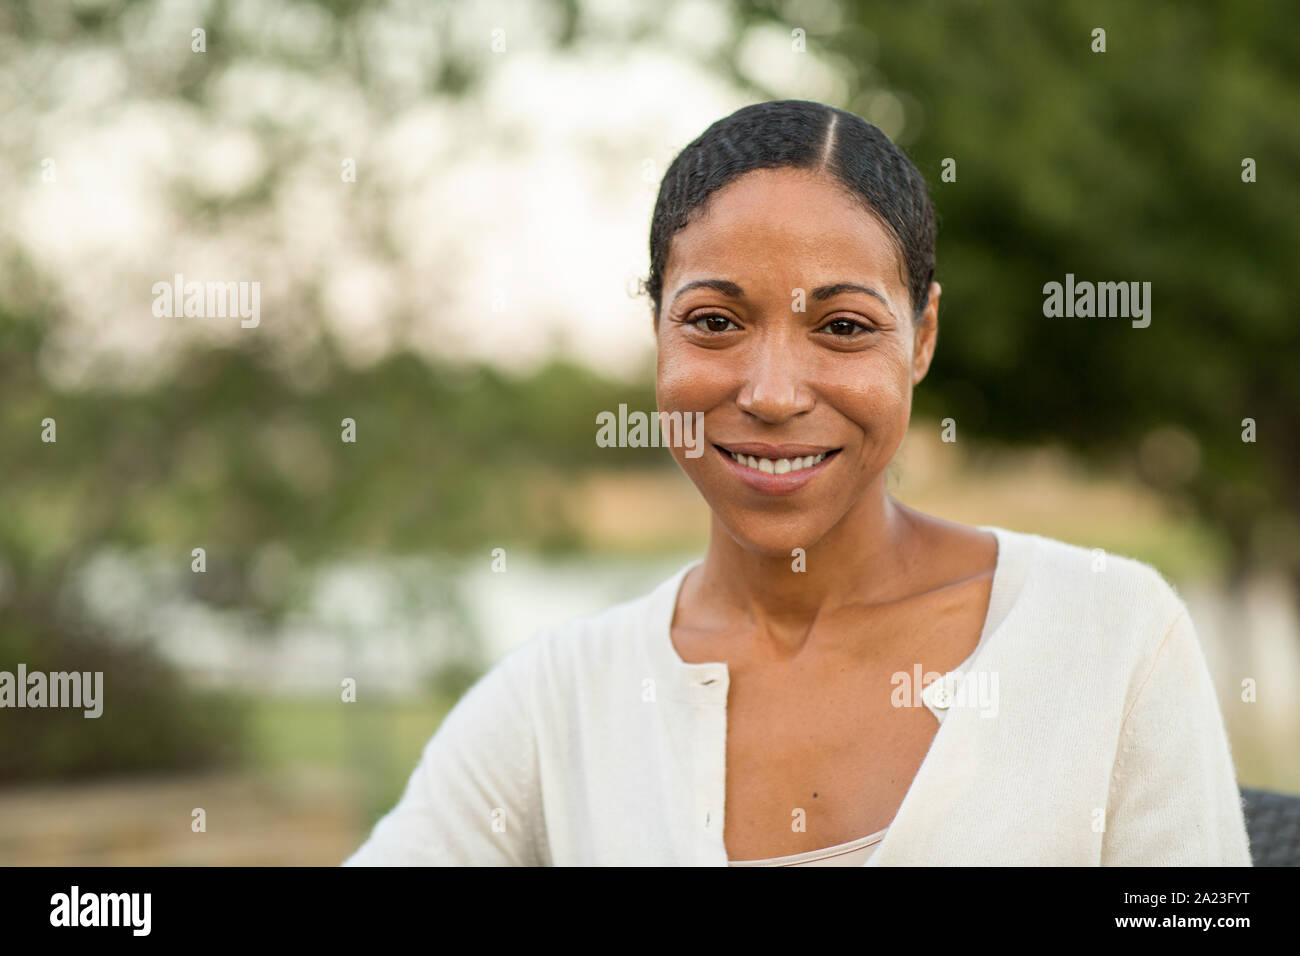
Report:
929,684,952,709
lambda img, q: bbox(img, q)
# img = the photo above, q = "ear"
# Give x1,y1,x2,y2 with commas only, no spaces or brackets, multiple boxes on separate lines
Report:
910,281,940,386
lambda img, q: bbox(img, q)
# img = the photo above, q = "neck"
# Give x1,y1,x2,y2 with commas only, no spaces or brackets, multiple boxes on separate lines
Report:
692,480,922,655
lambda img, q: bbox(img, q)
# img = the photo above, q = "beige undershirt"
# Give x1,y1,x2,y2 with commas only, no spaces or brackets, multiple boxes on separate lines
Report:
727,824,889,867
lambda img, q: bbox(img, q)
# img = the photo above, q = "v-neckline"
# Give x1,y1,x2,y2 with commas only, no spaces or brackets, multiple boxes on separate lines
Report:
651,525,1026,864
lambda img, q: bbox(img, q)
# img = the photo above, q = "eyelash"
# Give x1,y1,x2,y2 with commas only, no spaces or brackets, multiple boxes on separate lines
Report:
819,317,875,336
687,313,739,333
685,313,877,336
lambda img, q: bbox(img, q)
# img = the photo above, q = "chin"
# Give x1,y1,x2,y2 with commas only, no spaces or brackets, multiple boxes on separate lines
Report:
711,506,839,559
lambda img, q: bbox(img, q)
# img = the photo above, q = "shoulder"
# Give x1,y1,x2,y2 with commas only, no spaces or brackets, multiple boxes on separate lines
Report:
1009,528,1182,604
991,526,1190,654
983,527,1206,720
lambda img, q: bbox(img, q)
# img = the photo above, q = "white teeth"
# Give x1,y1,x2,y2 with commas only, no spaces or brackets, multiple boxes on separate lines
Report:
727,451,830,474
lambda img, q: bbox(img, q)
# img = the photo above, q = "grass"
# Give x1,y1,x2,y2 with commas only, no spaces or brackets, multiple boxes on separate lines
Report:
237,692,456,821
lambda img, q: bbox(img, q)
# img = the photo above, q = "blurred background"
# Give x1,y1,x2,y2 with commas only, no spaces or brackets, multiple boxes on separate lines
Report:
1,0,1296,864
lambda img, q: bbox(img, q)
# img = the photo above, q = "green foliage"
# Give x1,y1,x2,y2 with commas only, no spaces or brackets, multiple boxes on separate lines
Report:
2,309,657,781
1,338,660,580
0,589,249,783
732,0,1300,579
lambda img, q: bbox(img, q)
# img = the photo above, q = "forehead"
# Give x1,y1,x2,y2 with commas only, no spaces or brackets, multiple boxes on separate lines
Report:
661,167,907,302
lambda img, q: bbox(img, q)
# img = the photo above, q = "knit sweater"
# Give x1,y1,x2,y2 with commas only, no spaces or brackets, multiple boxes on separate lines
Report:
342,526,1252,866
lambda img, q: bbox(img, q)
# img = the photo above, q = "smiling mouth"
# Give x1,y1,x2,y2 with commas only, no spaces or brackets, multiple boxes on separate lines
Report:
713,444,841,475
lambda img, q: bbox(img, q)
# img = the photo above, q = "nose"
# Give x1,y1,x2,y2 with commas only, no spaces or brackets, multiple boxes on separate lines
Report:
735,333,815,424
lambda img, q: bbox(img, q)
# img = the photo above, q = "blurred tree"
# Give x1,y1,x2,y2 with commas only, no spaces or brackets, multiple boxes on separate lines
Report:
729,0,1299,590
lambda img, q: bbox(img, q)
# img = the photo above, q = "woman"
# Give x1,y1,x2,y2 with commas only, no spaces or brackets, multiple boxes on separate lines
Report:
344,100,1251,866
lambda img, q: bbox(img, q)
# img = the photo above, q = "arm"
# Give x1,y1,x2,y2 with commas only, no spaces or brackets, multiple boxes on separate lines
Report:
342,638,547,866
1101,606,1251,865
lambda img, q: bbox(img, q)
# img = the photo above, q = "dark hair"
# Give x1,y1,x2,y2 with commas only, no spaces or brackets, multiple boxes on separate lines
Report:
646,99,936,322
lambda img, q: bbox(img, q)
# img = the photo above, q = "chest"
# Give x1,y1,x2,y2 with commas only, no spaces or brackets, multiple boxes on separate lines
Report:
719,655,946,860
671,585,992,861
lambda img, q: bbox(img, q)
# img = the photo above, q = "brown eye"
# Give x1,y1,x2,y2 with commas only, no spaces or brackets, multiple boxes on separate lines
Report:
692,314,738,333
822,318,870,335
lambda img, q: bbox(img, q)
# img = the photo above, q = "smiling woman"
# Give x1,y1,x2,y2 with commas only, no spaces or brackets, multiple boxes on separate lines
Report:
342,100,1251,867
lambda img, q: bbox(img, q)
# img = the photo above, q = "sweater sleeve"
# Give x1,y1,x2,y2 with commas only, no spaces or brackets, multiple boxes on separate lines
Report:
341,639,546,866
1101,605,1252,866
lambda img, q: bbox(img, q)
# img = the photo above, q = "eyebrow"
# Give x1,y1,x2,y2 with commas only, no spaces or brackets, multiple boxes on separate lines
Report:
810,283,892,311
670,278,894,313
670,278,744,303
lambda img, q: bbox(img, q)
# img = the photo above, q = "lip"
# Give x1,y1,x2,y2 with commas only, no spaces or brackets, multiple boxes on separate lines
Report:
713,442,841,496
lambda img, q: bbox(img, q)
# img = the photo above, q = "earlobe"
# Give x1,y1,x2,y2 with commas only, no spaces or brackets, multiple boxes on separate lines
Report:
911,337,935,385
911,282,941,385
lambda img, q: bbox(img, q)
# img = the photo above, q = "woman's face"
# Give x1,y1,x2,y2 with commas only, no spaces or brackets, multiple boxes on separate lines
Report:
655,166,940,556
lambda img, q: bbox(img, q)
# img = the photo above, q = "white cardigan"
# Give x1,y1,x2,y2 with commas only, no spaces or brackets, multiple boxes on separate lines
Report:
343,526,1252,866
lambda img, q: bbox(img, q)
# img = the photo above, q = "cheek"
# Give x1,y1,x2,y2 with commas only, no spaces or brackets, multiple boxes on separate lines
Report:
818,346,913,422
655,337,731,412
656,343,729,472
